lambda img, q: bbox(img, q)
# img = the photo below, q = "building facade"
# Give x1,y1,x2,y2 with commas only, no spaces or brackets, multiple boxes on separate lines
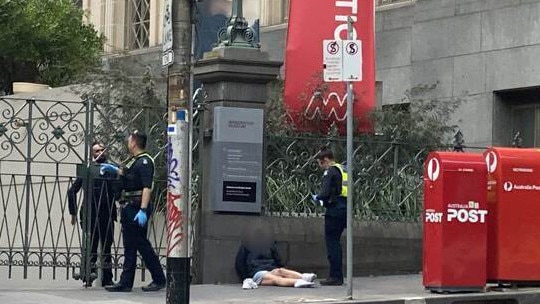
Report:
82,0,164,52
260,0,540,148
82,0,291,53
373,0,540,148
83,0,540,148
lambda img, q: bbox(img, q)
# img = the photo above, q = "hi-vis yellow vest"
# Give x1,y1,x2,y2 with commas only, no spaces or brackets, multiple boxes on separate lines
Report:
332,163,348,197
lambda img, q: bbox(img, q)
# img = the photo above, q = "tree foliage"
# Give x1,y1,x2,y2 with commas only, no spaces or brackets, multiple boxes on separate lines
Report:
76,65,166,160
267,79,461,152
0,0,104,94
369,83,461,153
73,64,168,210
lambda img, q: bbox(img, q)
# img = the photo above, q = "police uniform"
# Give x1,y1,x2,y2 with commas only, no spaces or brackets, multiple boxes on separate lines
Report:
116,152,165,289
68,161,118,286
316,163,348,283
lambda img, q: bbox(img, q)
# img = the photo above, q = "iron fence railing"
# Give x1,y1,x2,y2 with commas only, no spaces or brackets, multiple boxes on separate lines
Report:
0,96,204,282
264,135,428,221
0,96,205,280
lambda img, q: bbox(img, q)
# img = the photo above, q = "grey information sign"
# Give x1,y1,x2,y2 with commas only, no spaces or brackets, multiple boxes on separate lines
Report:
211,107,264,213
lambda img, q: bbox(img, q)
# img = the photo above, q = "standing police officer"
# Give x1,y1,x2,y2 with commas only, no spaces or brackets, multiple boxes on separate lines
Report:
312,146,347,286
68,141,118,287
105,130,166,292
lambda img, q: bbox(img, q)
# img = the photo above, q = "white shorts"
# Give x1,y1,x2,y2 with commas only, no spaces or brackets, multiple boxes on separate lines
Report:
252,270,269,284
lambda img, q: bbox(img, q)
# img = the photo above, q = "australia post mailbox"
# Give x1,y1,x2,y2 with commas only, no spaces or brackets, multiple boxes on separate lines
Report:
485,148,540,282
423,152,488,292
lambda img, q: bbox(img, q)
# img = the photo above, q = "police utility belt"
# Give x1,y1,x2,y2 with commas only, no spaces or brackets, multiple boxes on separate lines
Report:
120,190,143,204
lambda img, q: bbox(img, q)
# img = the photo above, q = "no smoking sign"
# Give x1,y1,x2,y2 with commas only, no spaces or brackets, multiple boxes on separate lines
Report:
346,41,359,55
323,40,362,82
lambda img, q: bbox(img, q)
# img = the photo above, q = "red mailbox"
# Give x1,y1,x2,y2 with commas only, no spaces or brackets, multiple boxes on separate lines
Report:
485,147,540,282
423,152,488,292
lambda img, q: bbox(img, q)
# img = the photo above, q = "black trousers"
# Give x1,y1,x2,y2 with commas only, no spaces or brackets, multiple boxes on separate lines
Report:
80,212,114,284
324,208,346,280
118,203,165,288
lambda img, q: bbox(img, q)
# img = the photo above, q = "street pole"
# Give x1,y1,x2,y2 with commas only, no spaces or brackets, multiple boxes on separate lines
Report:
166,0,192,303
345,16,354,300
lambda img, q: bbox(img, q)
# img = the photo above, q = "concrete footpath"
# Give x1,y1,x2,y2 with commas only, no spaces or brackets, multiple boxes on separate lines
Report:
2,274,540,304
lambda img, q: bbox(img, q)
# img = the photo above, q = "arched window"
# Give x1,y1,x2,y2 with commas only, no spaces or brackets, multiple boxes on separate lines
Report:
128,0,150,49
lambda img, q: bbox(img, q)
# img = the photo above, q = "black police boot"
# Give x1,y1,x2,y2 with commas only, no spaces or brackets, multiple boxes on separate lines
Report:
101,280,114,287
320,277,344,286
105,283,132,292
141,281,166,292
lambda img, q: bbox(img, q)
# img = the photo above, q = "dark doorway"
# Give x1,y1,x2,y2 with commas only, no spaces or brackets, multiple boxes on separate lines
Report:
494,87,540,148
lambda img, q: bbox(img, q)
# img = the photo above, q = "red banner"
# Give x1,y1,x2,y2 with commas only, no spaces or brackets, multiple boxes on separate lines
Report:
284,0,375,134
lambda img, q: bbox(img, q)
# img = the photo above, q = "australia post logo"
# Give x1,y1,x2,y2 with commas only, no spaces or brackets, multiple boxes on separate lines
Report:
447,208,488,223
502,181,540,192
425,201,487,224
485,151,497,174
426,158,440,182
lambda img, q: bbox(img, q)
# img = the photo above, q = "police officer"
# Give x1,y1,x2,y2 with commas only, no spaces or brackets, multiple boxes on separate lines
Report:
105,130,166,292
312,146,347,286
68,141,118,287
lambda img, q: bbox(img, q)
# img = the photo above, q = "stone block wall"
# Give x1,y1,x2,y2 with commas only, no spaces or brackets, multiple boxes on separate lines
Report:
197,214,421,284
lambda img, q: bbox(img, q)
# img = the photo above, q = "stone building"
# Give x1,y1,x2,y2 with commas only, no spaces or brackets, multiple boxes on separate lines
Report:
82,0,540,147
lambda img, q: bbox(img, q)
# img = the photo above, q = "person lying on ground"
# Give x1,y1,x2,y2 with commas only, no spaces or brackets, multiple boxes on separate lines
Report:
235,227,316,288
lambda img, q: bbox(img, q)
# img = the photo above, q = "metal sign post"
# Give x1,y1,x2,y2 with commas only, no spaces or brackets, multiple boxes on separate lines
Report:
345,16,355,300
323,16,360,300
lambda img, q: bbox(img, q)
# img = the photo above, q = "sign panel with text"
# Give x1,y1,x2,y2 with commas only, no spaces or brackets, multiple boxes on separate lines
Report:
323,39,362,82
323,40,343,82
210,107,263,213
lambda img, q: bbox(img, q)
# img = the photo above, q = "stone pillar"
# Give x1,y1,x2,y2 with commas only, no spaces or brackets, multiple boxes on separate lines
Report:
193,46,281,283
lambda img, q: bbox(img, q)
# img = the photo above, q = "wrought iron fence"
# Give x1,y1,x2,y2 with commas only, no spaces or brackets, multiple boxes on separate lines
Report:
0,92,205,280
265,135,427,221
0,96,205,282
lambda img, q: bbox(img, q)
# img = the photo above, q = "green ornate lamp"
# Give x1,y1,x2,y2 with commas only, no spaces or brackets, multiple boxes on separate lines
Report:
216,0,260,48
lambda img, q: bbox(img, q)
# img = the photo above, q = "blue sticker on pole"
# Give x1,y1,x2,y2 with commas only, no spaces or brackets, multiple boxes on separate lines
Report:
177,110,187,121
167,124,177,135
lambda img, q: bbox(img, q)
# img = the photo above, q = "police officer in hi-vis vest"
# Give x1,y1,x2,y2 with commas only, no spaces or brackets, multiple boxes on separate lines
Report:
312,146,348,286
102,130,166,292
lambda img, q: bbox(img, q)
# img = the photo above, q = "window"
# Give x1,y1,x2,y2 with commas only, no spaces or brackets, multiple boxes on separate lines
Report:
382,103,410,113
495,88,540,148
512,105,540,148
282,0,289,22
128,0,150,49
376,0,415,7
260,0,289,26
376,0,416,11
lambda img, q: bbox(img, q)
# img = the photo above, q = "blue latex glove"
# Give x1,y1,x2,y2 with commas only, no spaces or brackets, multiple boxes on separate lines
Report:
99,163,119,175
133,209,148,227
311,194,323,206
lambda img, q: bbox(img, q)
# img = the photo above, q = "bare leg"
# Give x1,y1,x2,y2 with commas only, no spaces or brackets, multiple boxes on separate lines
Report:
270,268,302,279
261,273,299,287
